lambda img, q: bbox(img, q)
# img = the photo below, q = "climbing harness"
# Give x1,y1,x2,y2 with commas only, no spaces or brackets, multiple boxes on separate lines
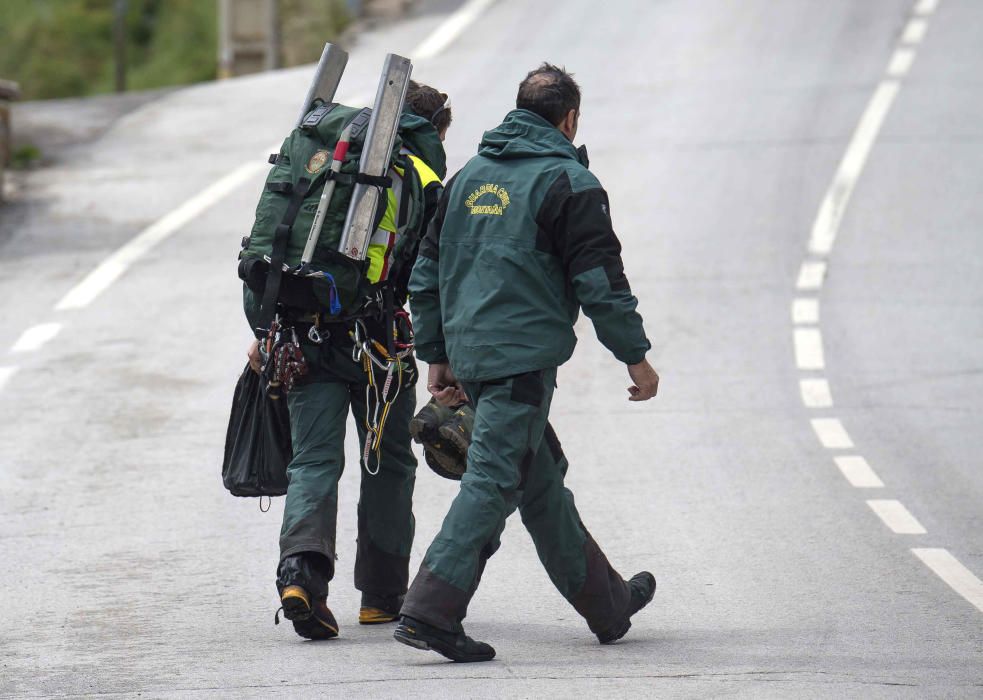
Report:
350,314,414,475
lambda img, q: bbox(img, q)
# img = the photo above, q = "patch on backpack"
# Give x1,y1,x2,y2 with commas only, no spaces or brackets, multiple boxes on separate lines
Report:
465,183,510,216
305,150,330,174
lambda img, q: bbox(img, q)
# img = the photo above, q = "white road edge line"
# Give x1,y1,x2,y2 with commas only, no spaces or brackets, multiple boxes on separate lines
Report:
796,261,827,290
794,328,825,370
834,455,884,488
887,47,917,78
792,298,819,324
808,80,900,255
867,499,926,534
55,162,267,311
914,0,939,15
10,323,63,353
800,378,833,408
811,417,854,449
0,366,18,392
412,0,498,60
912,548,983,614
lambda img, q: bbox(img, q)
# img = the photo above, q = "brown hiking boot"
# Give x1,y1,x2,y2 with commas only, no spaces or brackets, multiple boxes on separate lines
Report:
359,593,404,625
275,585,339,640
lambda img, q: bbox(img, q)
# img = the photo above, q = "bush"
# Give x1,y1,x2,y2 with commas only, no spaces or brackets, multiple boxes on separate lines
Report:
0,1,351,101
0,0,217,100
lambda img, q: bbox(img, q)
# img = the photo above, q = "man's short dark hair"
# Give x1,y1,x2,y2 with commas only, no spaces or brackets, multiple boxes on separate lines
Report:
406,80,452,132
516,63,581,127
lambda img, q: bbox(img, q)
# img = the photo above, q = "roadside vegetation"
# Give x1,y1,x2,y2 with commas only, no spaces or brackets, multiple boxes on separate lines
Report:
0,0,351,101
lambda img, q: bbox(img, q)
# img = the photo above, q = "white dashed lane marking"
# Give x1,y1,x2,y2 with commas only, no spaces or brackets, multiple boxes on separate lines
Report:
915,0,939,14
901,17,929,44
10,323,62,353
913,549,983,614
796,261,827,290
792,298,819,324
799,378,833,408
810,418,854,449
834,455,885,488
887,48,917,77
794,328,825,370
0,366,17,392
867,499,927,534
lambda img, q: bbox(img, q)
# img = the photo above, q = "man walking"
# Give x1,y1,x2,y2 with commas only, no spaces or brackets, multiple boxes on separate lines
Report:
244,82,453,640
394,64,660,662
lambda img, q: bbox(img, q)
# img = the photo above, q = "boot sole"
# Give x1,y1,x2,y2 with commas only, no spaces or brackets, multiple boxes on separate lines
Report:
437,425,470,456
359,607,399,625
598,620,631,645
293,615,339,640
394,628,494,663
280,591,312,622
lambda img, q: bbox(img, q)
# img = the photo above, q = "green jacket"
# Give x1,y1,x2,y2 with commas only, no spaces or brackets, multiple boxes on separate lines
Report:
408,109,650,382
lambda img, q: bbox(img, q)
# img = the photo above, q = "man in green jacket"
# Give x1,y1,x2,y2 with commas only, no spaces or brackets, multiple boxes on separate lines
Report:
394,64,660,662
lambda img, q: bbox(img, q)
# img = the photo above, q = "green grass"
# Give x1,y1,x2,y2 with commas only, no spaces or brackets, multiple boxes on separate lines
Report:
11,143,42,169
0,1,350,101
0,0,218,100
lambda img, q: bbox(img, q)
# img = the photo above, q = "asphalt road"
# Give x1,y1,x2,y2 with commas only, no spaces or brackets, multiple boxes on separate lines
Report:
1,0,981,697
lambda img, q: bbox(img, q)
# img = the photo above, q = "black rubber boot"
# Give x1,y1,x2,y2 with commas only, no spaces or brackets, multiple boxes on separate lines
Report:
394,615,496,662
596,571,656,644
359,593,404,625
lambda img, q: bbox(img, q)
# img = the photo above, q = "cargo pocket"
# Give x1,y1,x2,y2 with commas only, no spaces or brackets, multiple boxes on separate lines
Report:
509,370,545,407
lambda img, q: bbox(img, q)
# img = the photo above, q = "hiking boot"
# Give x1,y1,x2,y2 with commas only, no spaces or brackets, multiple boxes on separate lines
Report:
423,440,466,481
359,593,404,625
393,615,495,662
279,585,312,621
437,404,474,456
409,399,456,445
275,586,339,640
596,571,656,644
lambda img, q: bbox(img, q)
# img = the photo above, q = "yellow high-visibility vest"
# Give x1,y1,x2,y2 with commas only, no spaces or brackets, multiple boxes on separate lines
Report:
365,154,442,283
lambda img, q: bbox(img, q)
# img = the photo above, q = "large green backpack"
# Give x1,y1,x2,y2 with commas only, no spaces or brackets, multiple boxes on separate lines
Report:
239,101,424,328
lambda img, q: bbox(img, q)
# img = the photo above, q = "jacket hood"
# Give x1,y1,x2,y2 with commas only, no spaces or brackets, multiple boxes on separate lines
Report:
399,112,447,179
477,109,580,162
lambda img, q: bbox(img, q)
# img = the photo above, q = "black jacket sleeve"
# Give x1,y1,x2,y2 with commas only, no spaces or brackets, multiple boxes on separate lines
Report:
537,171,651,364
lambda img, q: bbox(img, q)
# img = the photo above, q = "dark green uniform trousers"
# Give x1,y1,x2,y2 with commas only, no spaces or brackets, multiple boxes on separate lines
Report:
401,368,631,637
277,335,417,600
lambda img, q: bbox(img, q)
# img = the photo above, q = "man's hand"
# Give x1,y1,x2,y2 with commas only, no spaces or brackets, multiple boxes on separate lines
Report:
428,362,467,405
248,339,262,374
627,359,659,402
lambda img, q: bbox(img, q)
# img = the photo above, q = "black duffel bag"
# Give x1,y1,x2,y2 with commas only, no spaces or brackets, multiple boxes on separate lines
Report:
222,363,292,497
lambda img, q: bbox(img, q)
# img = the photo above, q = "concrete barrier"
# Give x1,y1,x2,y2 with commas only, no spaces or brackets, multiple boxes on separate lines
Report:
0,79,22,202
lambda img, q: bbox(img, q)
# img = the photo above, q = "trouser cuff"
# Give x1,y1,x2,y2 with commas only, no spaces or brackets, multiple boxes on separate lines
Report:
276,551,335,599
354,536,410,597
400,564,470,634
568,533,631,635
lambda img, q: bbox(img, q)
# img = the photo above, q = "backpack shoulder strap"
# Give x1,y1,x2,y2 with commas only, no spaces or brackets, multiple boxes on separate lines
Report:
256,176,313,332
